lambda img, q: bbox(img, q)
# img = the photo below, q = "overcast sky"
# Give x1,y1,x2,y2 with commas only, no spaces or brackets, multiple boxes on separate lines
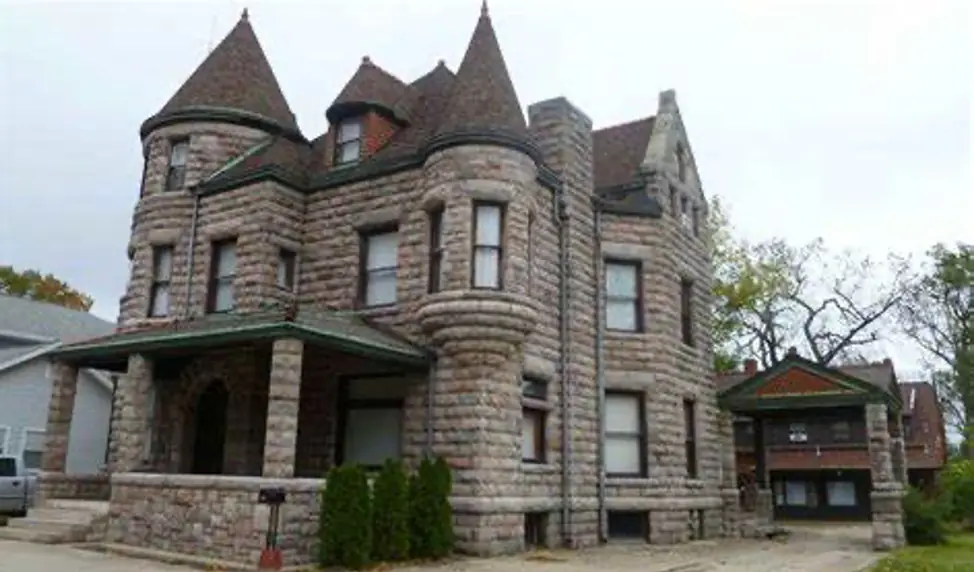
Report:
0,0,970,375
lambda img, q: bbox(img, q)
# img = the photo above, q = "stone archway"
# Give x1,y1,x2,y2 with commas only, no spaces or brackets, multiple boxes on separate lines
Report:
167,358,235,473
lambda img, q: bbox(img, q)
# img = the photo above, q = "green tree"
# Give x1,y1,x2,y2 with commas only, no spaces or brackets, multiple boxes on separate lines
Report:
709,196,910,372
0,265,94,311
942,459,974,529
371,459,410,562
899,243,974,458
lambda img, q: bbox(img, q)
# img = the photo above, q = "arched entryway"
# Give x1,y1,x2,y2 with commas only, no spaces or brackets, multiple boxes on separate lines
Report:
191,381,228,474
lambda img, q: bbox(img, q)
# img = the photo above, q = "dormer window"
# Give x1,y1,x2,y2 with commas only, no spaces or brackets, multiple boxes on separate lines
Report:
335,119,362,165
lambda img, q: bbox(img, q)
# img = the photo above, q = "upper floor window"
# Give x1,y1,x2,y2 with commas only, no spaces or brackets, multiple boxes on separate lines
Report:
676,143,687,183
335,119,362,165
165,138,189,191
522,377,547,464
527,212,535,291
277,248,297,291
148,245,172,317
139,146,150,197
605,391,647,477
832,420,851,442
361,227,398,307
788,422,808,444
680,196,693,231
605,260,642,332
472,202,503,289
428,207,444,294
684,399,698,478
680,278,694,346
691,207,701,237
207,239,237,313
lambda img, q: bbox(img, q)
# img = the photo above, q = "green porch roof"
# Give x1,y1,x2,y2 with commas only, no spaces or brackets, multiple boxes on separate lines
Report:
718,353,901,414
48,307,430,368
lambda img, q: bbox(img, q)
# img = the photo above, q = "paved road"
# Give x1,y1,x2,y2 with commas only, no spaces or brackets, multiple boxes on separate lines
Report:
0,524,882,572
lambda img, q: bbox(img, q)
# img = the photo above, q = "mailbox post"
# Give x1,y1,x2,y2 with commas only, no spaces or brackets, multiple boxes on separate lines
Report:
257,487,287,571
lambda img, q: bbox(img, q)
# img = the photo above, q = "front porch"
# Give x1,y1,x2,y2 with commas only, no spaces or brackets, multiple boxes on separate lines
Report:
39,309,432,565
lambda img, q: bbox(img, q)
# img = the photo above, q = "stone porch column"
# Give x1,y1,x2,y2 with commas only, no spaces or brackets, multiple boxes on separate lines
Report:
109,354,154,473
263,338,303,478
38,361,79,502
752,416,774,525
717,411,741,538
866,403,906,551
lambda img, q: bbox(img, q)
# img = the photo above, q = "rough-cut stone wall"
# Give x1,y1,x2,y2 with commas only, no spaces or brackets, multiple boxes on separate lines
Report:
38,473,111,501
866,403,905,551
528,97,599,547
107,474,322,566
264,338,303,477
109,354,154,473
40,362,79,474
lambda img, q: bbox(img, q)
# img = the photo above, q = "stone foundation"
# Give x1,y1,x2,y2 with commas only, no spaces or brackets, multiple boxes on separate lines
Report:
871,486,906,551
107,473,323,566
38,472,111,501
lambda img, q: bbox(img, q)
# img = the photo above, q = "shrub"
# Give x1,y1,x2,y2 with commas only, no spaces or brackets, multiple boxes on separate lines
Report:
372,459,410,562
319,464,373,570
942,460,974,529
408,456,454,560
903,486,948,546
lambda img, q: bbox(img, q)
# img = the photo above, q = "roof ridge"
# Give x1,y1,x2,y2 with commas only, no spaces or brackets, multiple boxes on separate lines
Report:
593,115,656,135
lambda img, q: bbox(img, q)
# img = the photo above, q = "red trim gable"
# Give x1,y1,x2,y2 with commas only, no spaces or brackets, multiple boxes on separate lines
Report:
754,367,856,398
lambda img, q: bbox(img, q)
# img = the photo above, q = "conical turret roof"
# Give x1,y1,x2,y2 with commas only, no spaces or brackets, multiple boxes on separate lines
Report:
435,2,527,137
148,10,298,132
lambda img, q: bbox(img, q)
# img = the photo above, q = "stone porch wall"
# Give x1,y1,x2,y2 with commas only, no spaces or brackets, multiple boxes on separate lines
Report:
39,472,111,501
107,473,323,566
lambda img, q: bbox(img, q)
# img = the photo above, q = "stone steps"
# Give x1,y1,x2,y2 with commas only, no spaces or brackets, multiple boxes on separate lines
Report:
0,502,108,545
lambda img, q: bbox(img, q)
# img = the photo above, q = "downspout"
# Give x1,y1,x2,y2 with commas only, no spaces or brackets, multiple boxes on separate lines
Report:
594,206,606,542
556,189,573,546
425,356,437,457
183,187,201,318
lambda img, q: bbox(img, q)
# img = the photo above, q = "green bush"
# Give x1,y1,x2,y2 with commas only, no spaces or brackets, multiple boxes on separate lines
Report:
408,456,454,560
903,486,948,546
372,459,410,562
942,460,974,529
319,464,373,570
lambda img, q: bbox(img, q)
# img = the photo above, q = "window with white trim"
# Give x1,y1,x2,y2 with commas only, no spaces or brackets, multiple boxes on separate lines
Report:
207,239,237,313
605,260,641,332
165,138,189,191
680,196,692,231
604,391,646,477
21,428,45,471
148,245,172,317
361,228,399,307
472,202,504,289
788,422,808,443
335,119,362,165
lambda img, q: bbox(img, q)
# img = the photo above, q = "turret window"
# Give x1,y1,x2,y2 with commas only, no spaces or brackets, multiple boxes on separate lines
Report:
165,138,189,191
428,207,445,293
335,119,362,165
277,248,297,291
360,227,398,307
472,202,504,289
207,239,237,313
680,196,693,231
148,245,173,317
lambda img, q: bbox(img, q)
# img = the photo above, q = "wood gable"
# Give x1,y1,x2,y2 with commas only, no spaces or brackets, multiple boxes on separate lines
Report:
719,354,896,413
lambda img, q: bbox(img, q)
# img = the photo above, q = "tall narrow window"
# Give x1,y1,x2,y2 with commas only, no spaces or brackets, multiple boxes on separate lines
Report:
691,207,701,237
680,196,693,230
604,391,646,477
165,138,189,191
522,377,547,464
148,245,172,317
335,119,362,165
472,202,503,289
277,248,297,291
680,278,694,346
428,207,444,293
207,239,237,313
605,260,642,332
361,228,398,307
670,186,679,216
139,146,150,197
684,399,698,478
527,212,534,291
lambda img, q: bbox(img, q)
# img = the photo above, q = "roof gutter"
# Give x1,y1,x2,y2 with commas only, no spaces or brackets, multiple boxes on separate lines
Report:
0,342,62,374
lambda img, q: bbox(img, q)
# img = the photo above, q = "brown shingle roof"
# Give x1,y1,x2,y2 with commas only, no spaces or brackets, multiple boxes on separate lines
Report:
328,57,415,122
435,5,527,137
592,117,655,189
152,11,298,130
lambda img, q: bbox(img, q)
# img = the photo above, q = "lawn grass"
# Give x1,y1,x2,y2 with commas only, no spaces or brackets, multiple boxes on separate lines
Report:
871,532,974,572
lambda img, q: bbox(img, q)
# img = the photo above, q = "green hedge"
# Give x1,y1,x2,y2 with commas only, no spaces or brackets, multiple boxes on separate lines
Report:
320,464,373,570
903,487,948,546
942,460,974,529
372,459,410,561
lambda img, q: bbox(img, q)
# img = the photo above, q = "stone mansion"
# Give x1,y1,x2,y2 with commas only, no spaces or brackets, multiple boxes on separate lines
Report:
39,4,737,565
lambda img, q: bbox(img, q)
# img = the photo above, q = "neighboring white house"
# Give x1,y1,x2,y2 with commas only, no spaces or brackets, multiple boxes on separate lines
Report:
0,294,115,474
